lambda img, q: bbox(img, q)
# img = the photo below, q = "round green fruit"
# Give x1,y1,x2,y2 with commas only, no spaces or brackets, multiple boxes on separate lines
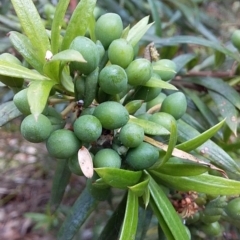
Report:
146,92,166,110
20,114,52,143
69,36,99,75
119,123,144,148
133,86,161,102
68,153,83,176
0,53,24,88
93,101,129,130
73,115,102,143
99,65,128,95
46,129,81,159
149,112,176,132
160,92,187,120
153,59,177,81
13,88,31,115
108,38,134,68
199,222,222,237
225,197,240,220
231,30,240,50
126,142,159,170
93,148,121,168
200,212,221,224
126,58,152,86
95,13,123,49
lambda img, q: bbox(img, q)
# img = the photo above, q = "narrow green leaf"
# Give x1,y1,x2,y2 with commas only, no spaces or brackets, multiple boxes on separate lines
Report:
8,31,44,73
128,175,150,197
176,119,225,152
148,175,189,240
0,60,51,80
98,194,127,240
142,188,150,208
143,77,178,90
119,190,138,240
61,68,74,93
28,80,56,118
129,117,169,135
61,0,97,50
0,101,22,127
11,0,50,60
152,64,176,75
154,157,208,176
159,120,178,166
151,172,240,195
127,16,153,47
177,119,240,176
43,61,60,82
209,90,238,136
51,0,70,54
57,187,98,240
173,53,197,73
214,50,226,68
50,159,71,211
125,100,144,114
94,168,142,189
148,0,162,36
50,49,86,63
143,35,240,62
186,77,240,110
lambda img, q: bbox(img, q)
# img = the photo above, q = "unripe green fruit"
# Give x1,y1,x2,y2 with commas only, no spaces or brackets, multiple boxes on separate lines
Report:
13,88,31,115
0,53,24,88
126,142,159,170
231,30,240,50
200,212,221,224
99,65,128,95
160,92,187,120
73,115,102,143
93,101,129,130
133,86,161,102
199,222,222,237
153,59,177,81
149,112,176,132
81,107,95,116
186,212,200,224
146,92,166,110
93,148,121,168
108,38,134,68
69,36,99,75
20,114,52,143
95,13,123,49
119,123,144,148
126,58,152,86
225,197,240,220
46,129,81,159
68,153,83,176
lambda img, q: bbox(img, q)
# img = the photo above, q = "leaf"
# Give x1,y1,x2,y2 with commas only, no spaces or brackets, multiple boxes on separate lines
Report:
51,0,70,54
214,50,226,68
128,175,150,197
176,118,226,152
153,157,208,176
143,77,178,90
50,158,71,211
28,80,56,118
151,172,240,195
143,35,240,62
125,100,144,114
50,49,86,63
119,190,138,240
185,77,240,110
61,67,74,93
94,168,142,189
173,53,197,73
8,31,44,73
127,16,154,47
78,146,94,178
209,90,238,136
61,0,97,50
0,101,22,126
11,0,50,60
129,116,169,135
148,175,189,240
0,60,51,80
147,0,162,36
177,119,240,176
152,64,176,75
43,61,60,82
57,187,98,240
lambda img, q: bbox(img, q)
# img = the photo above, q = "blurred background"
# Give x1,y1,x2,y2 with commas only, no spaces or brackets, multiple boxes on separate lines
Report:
0,0,240,239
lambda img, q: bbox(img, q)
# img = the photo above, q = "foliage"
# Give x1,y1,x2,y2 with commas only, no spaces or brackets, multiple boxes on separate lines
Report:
0,0,240,239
